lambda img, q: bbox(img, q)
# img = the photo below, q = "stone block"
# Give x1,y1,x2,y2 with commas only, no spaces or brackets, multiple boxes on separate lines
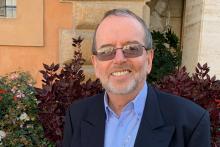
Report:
169,0,183,17
73,29,94,64
199,54,220,79
204,0,220,5
182,21,201,73
143,4,151,26
201,33,220,55
184,2,203,27
203,2,220,21
185,0,203,8
59,29,74,64
82,65,96,80
63,0,150,2
170,17,182,38
59,29,94,65
72,1,147,30
59,29,96,79
197,1,220,78
182,0,220,79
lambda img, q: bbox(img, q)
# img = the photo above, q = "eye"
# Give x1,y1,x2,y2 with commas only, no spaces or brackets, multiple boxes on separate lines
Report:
124,44,140,52
123,44,130,50
97,46,114,55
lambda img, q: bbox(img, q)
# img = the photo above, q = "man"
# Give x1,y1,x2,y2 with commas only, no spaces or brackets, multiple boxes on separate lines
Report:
63,9,211,147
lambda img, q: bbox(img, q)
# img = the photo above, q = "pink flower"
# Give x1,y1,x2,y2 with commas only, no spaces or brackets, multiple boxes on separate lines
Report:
11,86,17,94
0,130,6,141
9,73,19,80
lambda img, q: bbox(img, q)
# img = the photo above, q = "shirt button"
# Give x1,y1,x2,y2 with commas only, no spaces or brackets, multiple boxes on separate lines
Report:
124,136,131,144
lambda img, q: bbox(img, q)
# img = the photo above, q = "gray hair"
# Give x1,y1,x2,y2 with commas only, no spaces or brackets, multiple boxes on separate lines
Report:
91,8,153,54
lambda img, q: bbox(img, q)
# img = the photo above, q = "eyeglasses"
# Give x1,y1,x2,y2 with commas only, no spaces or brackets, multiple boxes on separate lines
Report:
93,43,149,61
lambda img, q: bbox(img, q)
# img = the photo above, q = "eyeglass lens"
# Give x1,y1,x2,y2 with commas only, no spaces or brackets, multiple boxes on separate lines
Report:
96,44,144,61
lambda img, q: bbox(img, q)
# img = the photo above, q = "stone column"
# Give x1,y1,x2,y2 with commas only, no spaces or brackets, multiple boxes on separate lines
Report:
182,0,220,78
59,0,151,79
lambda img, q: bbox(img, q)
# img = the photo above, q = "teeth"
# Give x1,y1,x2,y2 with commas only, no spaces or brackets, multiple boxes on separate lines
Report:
112,70,129,76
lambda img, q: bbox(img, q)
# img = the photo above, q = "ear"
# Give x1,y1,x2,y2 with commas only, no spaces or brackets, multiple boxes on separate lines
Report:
91,55,96,67
91,55,100,78
146,49,154,74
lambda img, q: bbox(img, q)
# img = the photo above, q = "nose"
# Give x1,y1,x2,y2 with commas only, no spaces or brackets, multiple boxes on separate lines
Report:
113,48,127,64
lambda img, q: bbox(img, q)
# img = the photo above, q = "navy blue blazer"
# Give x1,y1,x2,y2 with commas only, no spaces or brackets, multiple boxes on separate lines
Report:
63,85,211,147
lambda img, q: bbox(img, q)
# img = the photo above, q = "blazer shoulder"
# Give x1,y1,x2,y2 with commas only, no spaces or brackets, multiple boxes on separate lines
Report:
68,93,104,112
154,87,205,111
148,86,211,146
151,86,209,125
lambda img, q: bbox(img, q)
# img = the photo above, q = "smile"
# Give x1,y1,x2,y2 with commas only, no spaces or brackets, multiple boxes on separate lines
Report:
111,70,131,76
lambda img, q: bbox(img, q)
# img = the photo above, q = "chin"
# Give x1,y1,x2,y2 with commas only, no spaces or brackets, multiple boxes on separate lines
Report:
105,80,137,95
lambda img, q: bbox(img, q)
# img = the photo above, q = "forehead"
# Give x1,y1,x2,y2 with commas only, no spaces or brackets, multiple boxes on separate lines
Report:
95,15,145,48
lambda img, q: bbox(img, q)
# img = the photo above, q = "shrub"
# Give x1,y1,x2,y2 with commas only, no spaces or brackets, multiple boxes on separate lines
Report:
155,63,220,146
149,28,182,83
35,37,103,145
0,72,52,146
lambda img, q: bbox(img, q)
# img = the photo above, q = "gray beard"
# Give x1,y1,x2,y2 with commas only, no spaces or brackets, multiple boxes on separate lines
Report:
101,70,147,95
103,77,137,95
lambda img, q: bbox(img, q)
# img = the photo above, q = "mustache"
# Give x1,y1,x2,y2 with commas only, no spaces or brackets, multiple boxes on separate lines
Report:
110,64,132,71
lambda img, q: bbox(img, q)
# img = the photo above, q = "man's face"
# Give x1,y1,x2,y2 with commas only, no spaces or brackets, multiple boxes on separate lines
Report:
91,15,153,95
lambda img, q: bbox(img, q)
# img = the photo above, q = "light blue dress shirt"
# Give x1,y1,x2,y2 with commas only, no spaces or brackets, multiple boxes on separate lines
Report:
104,82,148,147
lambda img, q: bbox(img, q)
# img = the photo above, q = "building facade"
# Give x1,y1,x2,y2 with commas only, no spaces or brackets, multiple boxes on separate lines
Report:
0,0,220,86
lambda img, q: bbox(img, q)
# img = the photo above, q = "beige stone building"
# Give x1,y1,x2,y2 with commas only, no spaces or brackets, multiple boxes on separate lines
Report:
61,0,220,79
0,0,220,86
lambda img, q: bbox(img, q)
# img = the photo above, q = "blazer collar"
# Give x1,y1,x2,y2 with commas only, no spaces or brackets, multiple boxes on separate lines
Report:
81,93,106,147
81,86,175,147
134,85,175,147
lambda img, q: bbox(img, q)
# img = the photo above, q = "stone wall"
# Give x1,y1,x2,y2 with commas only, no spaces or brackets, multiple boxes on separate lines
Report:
59,0,184,65
182,0,203,74
182,0,220,78
199,0,220,78
59,0,220,79
59,0,150,79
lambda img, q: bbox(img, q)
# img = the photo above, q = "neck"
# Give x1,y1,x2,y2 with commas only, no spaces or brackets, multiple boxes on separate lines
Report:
107,83,144,116
107,94,134,116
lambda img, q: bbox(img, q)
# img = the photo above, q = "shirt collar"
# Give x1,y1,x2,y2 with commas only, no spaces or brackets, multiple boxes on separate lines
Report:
104,82,148,121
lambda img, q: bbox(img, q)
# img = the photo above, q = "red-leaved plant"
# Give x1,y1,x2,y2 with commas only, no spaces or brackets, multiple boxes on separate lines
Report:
35,37,103,146
155,64,220,147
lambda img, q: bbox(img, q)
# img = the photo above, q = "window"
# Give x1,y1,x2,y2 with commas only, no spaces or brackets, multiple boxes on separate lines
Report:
0,0,16,18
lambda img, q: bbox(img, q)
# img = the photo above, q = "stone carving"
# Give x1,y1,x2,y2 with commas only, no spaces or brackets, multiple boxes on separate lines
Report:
150,0,169,31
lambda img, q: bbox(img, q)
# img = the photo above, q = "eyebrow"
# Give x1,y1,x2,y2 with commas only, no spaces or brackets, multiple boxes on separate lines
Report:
99,44,114,49
126,41,141,44
99,40,141,49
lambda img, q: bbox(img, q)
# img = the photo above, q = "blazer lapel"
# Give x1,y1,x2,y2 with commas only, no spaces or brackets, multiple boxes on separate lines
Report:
81,94,106,147
134,86,175,147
